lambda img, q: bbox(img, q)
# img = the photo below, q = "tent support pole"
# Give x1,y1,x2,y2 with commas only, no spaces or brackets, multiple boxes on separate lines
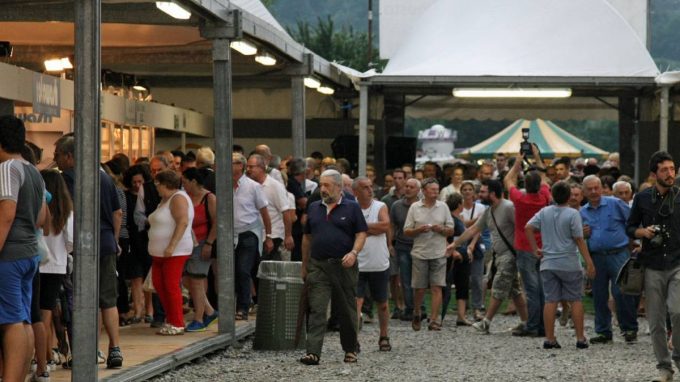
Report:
359,84,369,176
660,86,670,151
291,75,306,158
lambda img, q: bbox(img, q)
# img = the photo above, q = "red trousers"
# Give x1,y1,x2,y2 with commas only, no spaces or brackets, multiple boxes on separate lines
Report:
152,255,190,328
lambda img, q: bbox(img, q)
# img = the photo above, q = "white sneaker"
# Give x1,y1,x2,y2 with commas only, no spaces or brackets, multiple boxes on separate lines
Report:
30,371,50,382
472,318,490,334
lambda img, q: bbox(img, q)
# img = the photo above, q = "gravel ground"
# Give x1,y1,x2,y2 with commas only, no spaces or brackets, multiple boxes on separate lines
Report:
152,314,664,382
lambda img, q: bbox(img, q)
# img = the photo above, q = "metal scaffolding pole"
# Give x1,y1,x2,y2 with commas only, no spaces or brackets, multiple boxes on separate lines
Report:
291,75,306,158
200,13,240,338
660,86,670,151
358,84,369,176
73,0,101,380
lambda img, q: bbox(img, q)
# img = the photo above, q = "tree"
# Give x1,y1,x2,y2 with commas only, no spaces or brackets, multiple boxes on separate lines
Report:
288,16,386,72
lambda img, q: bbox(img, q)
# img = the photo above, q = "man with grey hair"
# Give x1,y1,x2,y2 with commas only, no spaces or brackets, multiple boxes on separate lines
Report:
300,169,367,365
352,176,392,351
305,157,319,195
254,144,284,184
581,174,638,344
232,152,273,320
613,180,633,207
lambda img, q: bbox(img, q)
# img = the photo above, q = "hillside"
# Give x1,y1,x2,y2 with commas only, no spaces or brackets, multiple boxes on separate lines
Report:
267,0,680,70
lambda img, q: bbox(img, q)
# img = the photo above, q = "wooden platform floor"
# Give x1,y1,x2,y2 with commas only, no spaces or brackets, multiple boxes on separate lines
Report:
48,314,254,381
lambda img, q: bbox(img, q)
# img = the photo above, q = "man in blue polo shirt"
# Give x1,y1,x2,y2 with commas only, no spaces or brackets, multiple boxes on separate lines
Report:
299,169,367,365
581,175,638,344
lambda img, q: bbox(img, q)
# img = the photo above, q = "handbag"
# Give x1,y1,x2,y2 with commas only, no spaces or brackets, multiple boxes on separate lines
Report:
616,252,644,295
142,269,155,293
202,193,217,259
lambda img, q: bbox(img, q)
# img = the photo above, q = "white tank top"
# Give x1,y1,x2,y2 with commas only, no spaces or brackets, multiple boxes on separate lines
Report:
358,200,390,272
148,190,195,257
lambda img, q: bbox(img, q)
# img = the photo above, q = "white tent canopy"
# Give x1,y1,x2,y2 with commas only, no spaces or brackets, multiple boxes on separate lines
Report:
381,0,659,78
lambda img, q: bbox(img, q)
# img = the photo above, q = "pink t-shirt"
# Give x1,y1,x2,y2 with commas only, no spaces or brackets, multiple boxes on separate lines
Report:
509,184,551,251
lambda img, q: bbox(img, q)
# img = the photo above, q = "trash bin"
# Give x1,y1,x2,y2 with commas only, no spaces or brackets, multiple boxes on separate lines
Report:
253,261,305,350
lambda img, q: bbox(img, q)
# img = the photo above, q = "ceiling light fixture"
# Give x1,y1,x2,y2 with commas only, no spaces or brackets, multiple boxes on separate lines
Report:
317,86,335,95
230,41,258,56
60,57,73,70
254,52,277,66
303,77,321,89
155,1,191,20
452,87,572,98
44,58,65,72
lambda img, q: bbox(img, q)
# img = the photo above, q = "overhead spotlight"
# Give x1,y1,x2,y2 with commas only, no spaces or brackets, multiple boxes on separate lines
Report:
255,52,277,66
155,1,191,20
133,79,148,92
0,41,13,57
317,86,335,95
44,58,65,72
230,41,257,56
303,77,321,89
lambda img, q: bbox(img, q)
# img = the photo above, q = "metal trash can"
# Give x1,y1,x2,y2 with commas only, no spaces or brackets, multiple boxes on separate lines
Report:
253,261,305,350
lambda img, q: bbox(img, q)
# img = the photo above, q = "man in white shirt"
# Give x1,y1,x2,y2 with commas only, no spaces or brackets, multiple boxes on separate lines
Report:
254,144,285,185
246,154,294,260
232,153,273,320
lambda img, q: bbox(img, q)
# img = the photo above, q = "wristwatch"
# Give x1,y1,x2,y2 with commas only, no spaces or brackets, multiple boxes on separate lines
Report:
350,250,358,256
265,234,273,240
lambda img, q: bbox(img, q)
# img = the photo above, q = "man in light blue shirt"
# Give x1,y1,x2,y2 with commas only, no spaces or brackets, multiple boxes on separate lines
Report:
580,175,638,344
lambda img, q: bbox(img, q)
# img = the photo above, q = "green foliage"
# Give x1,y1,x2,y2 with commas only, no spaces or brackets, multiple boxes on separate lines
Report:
287,16,386,72
651,0,680,70
261,0,277,7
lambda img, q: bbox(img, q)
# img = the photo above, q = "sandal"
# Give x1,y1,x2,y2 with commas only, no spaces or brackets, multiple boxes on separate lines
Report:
378,336,391,352
156,325,185,336
127,316,143,325
235,311,248,321
299,353,320,365
428,320,442,331
412,315,421,331
343,352,358,363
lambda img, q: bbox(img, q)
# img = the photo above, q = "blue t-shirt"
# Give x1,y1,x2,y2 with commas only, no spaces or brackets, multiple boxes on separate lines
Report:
580,196,630,252
304,198,368,260
527,205,583,272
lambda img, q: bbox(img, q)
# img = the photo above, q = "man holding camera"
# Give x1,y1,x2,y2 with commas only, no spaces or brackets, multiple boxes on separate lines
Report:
627,151,680,382
580,175,638,345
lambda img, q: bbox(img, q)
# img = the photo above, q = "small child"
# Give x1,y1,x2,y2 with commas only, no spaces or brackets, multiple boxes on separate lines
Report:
525,181,596,349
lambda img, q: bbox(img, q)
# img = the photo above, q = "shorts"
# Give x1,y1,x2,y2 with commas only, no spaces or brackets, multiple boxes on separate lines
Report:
184,241,212,278
411,257,447,289
491,251,522,300
388,254,399,277
357,269,390,302
39,273,64,310
99,254,118,309
0,256,39,325
541,269,583,302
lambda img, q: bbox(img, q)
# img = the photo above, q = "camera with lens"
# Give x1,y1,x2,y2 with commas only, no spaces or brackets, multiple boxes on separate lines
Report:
649,225,669,248
520,128,533,157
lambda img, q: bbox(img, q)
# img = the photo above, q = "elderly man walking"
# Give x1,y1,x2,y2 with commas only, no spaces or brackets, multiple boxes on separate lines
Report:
581,175,638,344
353,177,392,351
300,170,367,365
627,151,680,382
403,178,454,331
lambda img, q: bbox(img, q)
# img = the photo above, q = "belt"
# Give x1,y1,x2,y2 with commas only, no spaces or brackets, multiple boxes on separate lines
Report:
312,257,344,264
591,246,628,256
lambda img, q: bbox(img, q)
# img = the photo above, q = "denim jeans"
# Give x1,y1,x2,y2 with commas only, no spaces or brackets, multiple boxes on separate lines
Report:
396,244,414,314
516,250,544,334
591,249,639,336
235,231,259,314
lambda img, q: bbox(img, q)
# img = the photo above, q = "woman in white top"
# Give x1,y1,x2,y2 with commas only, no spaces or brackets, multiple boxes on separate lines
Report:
460,180,487,321
147,170,194,335
39,169,73,371
439,165,464,202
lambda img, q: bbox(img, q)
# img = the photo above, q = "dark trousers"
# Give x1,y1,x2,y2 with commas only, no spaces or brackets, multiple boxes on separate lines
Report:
235,231,259,314
306,257,358,356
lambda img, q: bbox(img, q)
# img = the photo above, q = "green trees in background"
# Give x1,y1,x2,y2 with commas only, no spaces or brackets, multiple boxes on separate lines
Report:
287,16,385,72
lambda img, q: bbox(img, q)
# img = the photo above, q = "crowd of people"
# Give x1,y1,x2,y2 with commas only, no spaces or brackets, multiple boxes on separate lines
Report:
0,111,679,381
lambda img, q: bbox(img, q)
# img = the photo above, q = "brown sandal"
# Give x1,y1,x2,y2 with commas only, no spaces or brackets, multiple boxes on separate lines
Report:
299,353,320,365
428,320,442,331
343,352,358,363
378,336,392,352
412,316,421,331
